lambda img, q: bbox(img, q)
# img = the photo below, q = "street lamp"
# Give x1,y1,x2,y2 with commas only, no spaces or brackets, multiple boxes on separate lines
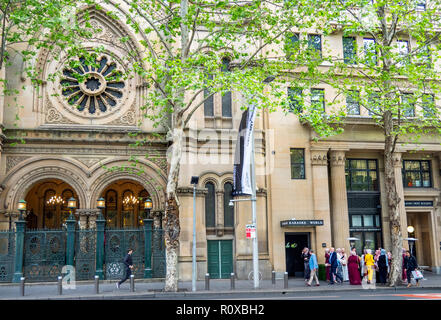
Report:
67,197,76,219
97,197,105,220
17,199,26,220
407,225,415,234
144,198,153,218
191,176,199,292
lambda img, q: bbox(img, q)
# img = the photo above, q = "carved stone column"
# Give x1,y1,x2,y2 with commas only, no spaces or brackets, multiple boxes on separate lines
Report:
75,209,101,229
310,149,332,264
330,150,350,250
152,210,163,229
4,211,20,230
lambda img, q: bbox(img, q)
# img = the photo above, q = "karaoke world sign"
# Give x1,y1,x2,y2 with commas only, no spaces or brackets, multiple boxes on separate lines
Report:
280,220,324,227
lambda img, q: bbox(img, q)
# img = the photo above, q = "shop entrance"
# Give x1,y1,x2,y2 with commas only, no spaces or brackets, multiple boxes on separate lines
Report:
406,211,433,267
285,233,309,278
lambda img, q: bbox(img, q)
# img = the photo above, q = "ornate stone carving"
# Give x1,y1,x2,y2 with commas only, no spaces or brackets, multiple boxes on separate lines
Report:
6,156,31,173
73,157,107,168
45,99,76,124
107,104,136,126
330,150,346,167
310,150,328,166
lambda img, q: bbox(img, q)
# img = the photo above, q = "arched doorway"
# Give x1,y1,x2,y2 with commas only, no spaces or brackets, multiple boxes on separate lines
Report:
100,179,150,228
24,179,80,229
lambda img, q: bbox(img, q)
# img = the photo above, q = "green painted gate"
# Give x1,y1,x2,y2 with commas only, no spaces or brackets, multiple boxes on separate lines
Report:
207,240,233,279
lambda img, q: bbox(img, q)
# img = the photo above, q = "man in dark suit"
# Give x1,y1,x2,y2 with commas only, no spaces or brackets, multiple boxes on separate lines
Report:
116,248,134,289
328,247,343,285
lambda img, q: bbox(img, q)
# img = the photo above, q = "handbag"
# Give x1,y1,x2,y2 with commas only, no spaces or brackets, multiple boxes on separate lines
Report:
411,270,424,280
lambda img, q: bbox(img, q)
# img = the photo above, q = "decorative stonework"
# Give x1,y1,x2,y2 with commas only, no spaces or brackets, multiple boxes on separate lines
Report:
107,103,136,126
330,150,346,167
6,156,31,173
73,157,107,168
310,150,328,166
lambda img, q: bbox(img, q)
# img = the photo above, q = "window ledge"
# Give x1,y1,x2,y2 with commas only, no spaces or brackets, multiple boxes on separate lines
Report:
403,188,439,198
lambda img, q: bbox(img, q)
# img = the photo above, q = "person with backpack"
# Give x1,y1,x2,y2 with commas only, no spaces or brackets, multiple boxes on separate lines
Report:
116,248,134,289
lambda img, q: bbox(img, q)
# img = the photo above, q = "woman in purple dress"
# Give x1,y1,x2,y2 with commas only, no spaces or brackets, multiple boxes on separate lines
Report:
348,248,362,285
324,248,331,282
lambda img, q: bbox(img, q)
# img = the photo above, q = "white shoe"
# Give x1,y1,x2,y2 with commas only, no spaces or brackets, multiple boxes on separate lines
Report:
116,283,120,289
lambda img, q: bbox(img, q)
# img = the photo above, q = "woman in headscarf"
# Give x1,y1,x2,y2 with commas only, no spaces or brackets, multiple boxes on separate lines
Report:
377,249,388,285
347,248,361,285
374,249,381,283
364,249,375,284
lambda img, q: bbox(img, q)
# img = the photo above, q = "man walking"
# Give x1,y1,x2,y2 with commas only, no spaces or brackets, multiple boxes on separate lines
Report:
116,248,134,289
329,247,343,285
306,249,320,286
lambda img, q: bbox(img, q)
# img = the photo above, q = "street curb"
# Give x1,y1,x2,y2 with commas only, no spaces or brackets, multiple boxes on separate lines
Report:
2,284,441,300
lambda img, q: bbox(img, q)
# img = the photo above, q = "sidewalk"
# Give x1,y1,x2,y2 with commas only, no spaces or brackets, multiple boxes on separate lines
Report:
1,271,441,300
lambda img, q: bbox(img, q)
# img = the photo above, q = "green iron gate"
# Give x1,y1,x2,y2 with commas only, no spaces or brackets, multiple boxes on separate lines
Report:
23,229,66,282
152,229,166,278
0,230,15,282
104,228,145,280
75,229,96,280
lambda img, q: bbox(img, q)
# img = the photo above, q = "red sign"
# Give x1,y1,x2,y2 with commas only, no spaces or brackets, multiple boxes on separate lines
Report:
246,224,256,239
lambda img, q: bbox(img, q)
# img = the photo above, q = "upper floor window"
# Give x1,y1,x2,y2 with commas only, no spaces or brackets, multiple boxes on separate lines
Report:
367,92,381,116
285,32,300,59
311,88,325,112
204,74,214,117
397,40,409,67
290,148,305,179
223,182,234,228
417,1,426,10
308,34,322,58
422,94,436,118
401,93,415,117
343,36,356,64
363,38,377,66
288,87,303,113
221,57,232,117
345,159,379,191
205,182,216,227
346,91,360,115
403,160,432,188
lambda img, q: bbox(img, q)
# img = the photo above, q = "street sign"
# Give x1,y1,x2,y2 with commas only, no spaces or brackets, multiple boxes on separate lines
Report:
246,224,256,239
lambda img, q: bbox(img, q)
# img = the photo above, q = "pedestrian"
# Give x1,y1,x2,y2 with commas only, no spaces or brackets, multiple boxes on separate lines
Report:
401,248,408,283
360,249,366,279
116,248,134,289
341,248,349,282
348,248,361,285
306,249,320,287
378,249,388,285
404,250,419,288
364,249,375,284
374,249,381,283
328,247,343,285
324,248,331,282
336,248,344,283
301,247,311,282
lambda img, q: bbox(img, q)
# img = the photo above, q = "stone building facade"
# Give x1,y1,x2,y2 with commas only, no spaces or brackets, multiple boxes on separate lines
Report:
0,2,440,283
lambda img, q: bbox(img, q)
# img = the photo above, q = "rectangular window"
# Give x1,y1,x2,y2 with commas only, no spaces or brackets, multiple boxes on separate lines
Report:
343,36,356,64
204,74,214,117
397,40,409,67
311,88,325,113
288,87,303,113
422,94,435,118
401,93,415,117
417,1,426,10
290,148,305,179
403,160,432,188
285,33,300,58
308,34,322,58
222,91,232,117
367,92,380,116
363,38,377,66
346,91,360,115
345,159,379,191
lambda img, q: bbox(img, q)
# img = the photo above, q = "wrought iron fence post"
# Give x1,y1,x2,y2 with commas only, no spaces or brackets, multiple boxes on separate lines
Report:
12,220,26,283
66,215,76,267
95,214,105,280
143,219,153,278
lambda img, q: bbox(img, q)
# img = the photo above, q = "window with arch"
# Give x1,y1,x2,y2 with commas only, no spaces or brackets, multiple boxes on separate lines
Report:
205,182,216,228
223,182,234,228
60,189,75,225
221,57,232,118
138,189,149,225
122,190,136,227
43,189,57,229
105,189,118,228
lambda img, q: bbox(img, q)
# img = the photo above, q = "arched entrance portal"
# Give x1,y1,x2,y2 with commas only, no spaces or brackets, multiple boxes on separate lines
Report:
100,179,150,228
24,178,80,229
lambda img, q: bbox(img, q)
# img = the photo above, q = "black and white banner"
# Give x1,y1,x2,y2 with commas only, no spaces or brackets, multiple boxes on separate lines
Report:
233,104,257,196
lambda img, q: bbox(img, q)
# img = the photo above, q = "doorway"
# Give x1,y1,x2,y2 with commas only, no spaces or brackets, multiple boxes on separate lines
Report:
207,240,233,279
285,233,310,277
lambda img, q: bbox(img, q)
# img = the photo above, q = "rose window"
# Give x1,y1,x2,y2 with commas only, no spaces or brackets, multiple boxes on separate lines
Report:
60,56,125,115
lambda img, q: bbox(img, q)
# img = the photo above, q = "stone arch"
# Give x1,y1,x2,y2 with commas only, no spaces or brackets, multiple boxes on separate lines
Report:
2,159,89,211
89,159,167,211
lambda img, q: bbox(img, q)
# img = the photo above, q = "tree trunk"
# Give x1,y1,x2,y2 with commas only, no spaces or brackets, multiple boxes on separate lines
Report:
163,125,184,292
383,111,403,286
